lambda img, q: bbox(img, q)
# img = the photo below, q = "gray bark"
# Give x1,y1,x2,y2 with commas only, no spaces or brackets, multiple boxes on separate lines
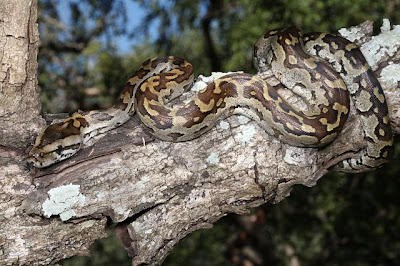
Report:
0,0,45,148
0,2,399,264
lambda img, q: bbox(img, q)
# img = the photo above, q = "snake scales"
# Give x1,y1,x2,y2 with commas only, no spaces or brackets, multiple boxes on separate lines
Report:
27,26,393,172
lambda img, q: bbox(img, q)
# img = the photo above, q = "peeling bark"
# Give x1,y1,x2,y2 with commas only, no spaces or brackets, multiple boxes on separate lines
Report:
0,4,399,265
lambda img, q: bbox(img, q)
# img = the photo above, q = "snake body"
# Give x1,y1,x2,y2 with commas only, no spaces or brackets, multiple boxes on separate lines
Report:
27,27,393,172
302,32,394,172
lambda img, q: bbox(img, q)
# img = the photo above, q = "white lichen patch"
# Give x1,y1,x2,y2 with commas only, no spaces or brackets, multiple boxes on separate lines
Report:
206,152,220,164
219,120,230,130
59,210,76,221
360,20,400,69
236,124,256,144
381,18,391,32
338,25,365,42
380,63,400,84
338,19,400,69
191,77,208,92
238,115,250,124
42,184,86,221
211,71,243,79
191,71,243,92
96,191,105,199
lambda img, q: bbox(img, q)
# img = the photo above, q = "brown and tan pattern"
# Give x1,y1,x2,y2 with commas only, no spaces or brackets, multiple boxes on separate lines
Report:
136,70,349,146
302,31,393,172
27,27,392,172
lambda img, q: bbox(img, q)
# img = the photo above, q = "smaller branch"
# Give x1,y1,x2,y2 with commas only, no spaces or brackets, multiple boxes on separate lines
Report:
201,1,237,71
40,15,107,53
40,14,68,31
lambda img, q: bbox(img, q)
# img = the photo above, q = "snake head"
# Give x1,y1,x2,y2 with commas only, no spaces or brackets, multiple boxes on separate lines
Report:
27,121,83,168
253,26,303,72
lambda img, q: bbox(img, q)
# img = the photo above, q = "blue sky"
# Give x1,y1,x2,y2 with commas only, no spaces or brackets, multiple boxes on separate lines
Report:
116,0,151,53
57,0,156,53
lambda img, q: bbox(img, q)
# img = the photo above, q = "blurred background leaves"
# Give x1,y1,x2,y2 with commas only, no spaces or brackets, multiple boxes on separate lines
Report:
36,0,400,265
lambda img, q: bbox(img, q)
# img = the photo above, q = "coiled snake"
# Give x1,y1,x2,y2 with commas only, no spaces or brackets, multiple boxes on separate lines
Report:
27,26,393,172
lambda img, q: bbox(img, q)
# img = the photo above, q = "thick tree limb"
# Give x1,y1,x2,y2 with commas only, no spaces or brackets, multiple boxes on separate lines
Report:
0,9,399,266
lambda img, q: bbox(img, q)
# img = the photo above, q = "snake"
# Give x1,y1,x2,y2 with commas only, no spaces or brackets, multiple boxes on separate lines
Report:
303,31,393,172
27,26,393,172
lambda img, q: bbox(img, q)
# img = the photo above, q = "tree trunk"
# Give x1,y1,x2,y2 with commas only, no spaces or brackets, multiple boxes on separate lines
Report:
0,1,399,264
0,0,45,148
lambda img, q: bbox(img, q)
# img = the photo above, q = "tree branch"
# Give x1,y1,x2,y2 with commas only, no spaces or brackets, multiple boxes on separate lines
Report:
201,0,233,71
1,15,399,266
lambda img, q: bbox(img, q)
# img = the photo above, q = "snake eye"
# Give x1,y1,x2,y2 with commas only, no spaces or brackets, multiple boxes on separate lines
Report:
56,145,63,155
39,152,44,158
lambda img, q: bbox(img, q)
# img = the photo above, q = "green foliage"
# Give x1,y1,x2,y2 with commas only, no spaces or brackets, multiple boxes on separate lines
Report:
61,232,131,266
164,220,233,266
38,0,127,113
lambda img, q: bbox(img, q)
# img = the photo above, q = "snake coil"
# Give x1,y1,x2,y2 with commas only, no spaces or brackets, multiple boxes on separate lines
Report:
27,26,393,172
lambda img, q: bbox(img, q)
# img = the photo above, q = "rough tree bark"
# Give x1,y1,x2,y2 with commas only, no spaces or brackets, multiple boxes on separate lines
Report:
0,1,399,265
